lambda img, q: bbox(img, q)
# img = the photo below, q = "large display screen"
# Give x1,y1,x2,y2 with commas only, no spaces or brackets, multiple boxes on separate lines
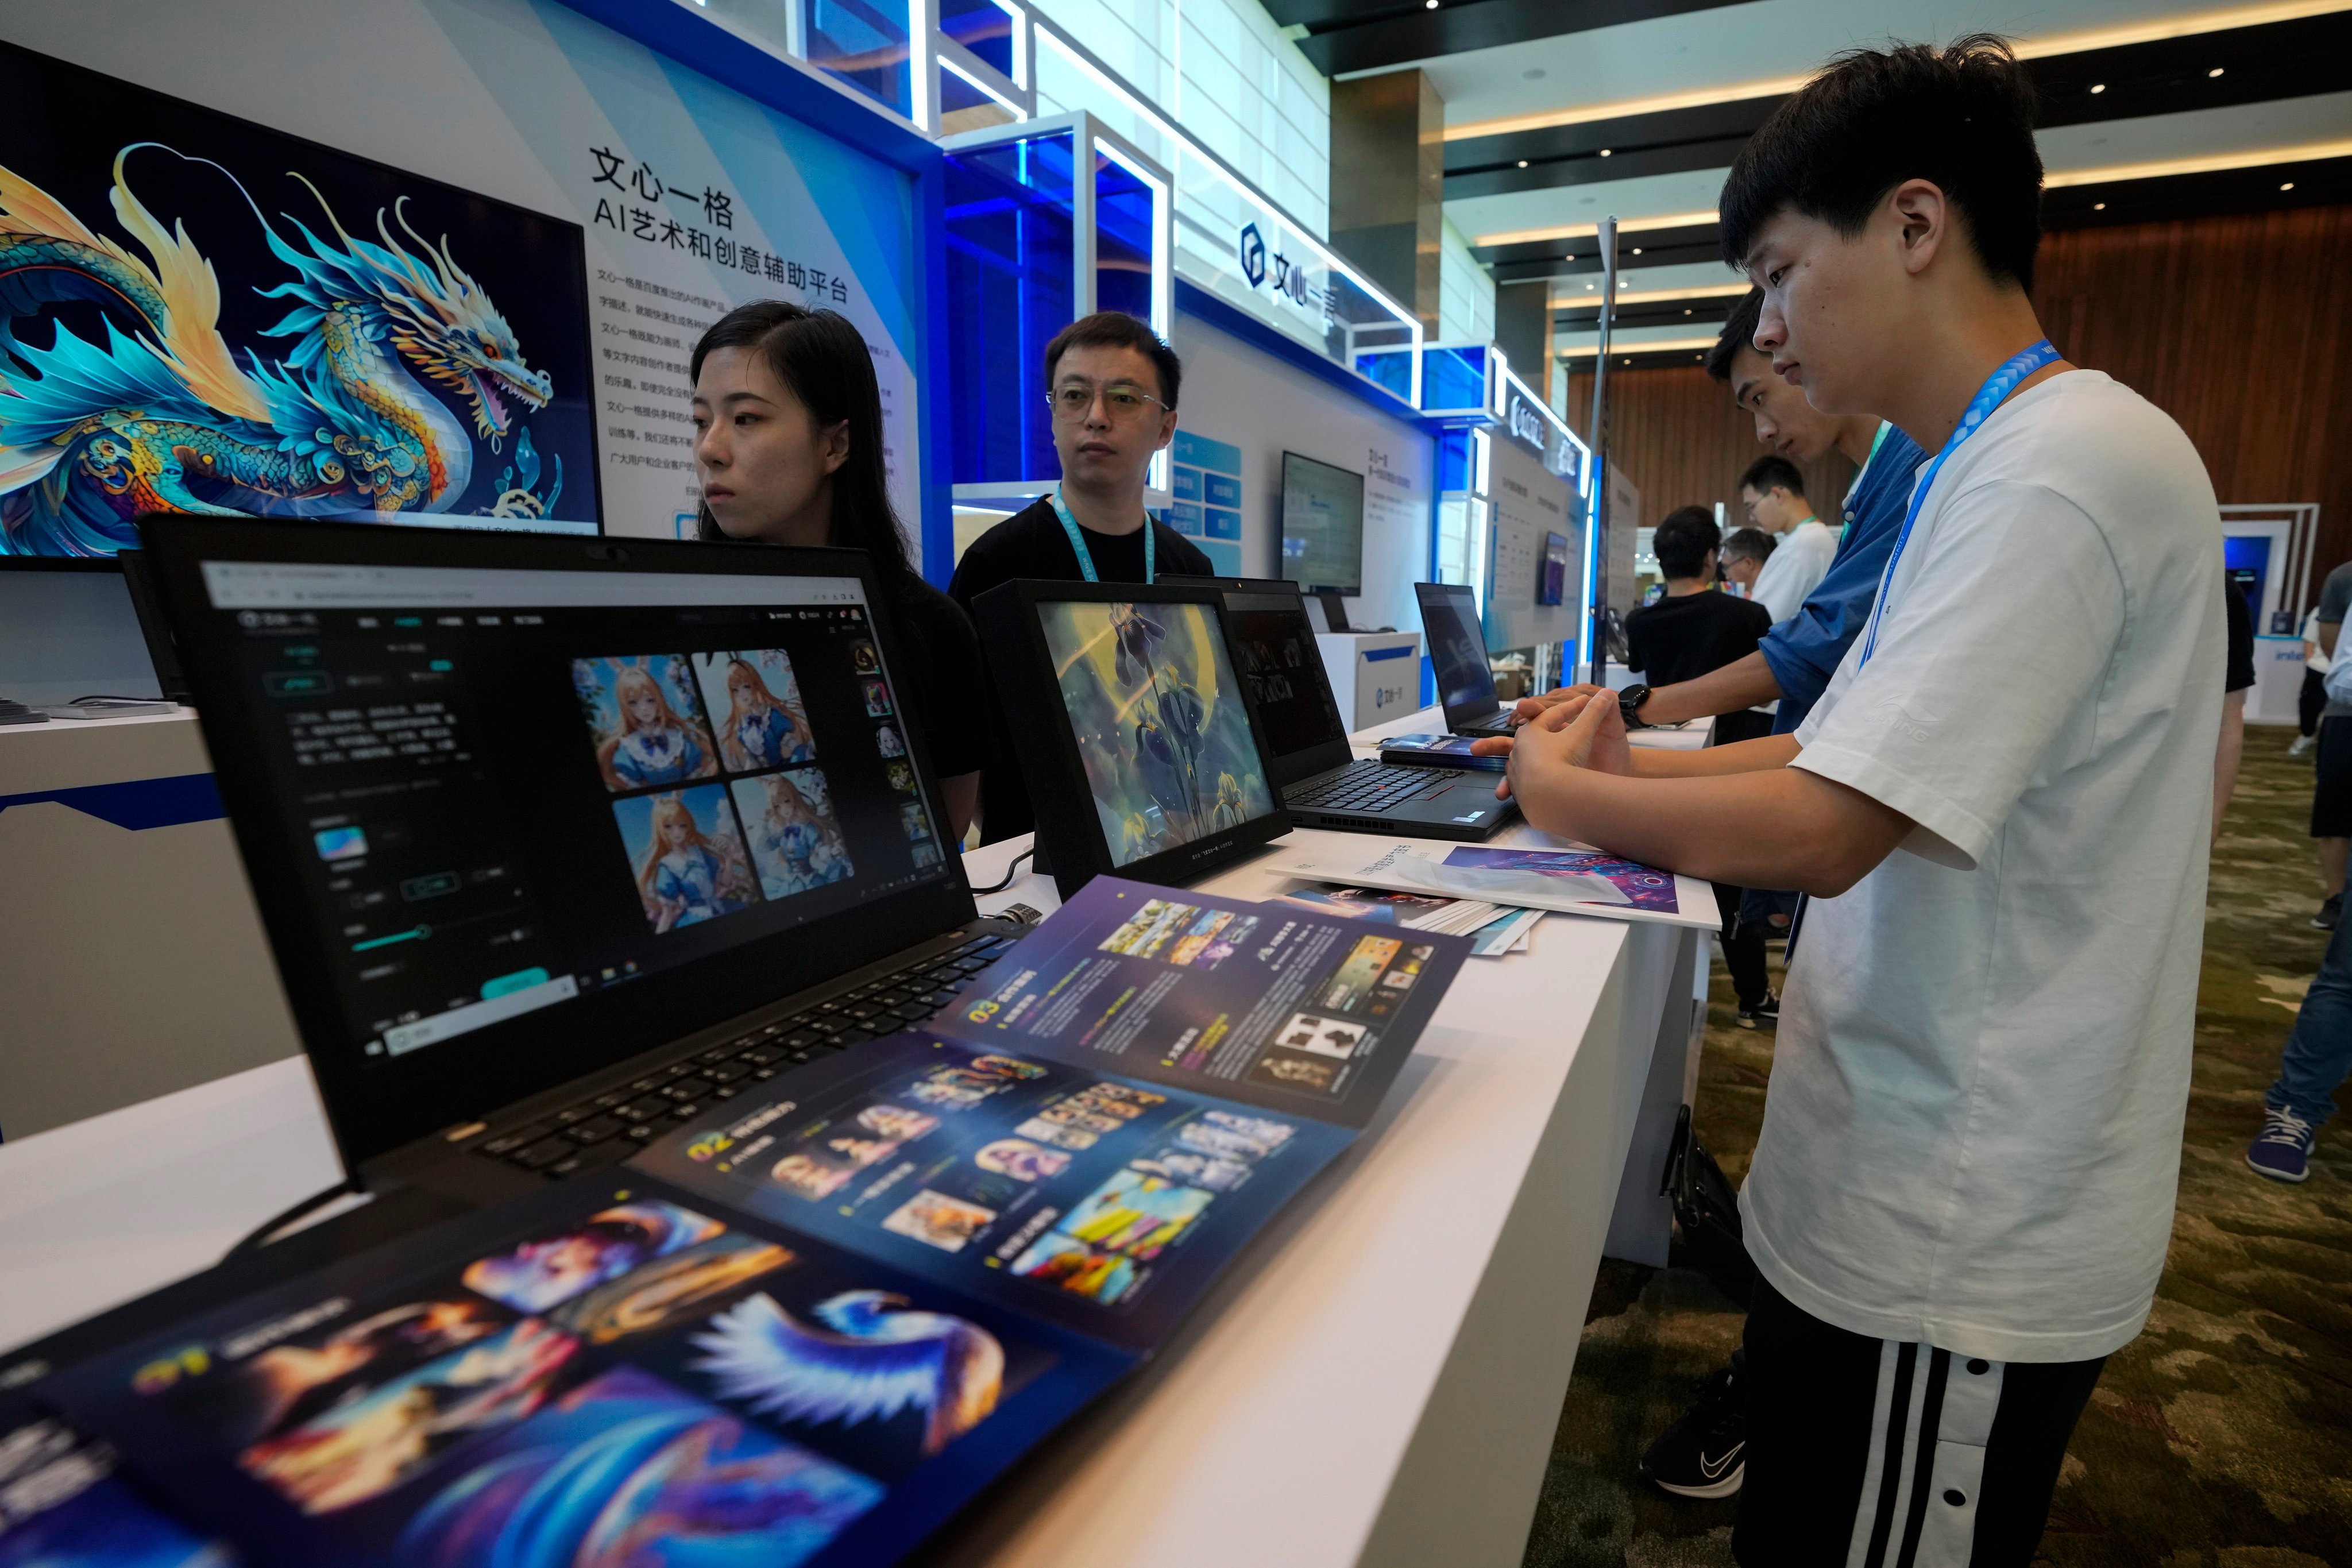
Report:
1278,451,1365,594
0,41,600,555
1033,600,1278,868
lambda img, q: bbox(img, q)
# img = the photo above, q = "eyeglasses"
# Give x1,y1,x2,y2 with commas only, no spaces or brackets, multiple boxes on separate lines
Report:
1047,381,1169,423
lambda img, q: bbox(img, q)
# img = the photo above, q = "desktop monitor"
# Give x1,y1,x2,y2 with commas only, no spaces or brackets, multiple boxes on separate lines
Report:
973,580,1288,897
0,38,600,557
1279,452,1365,596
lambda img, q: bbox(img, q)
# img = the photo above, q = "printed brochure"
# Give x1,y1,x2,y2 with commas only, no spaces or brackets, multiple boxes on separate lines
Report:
37,878,1467,1567
1263,840,1720,931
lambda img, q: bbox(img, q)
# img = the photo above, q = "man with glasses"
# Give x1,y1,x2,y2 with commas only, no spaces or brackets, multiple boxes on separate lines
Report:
951,311,1213,843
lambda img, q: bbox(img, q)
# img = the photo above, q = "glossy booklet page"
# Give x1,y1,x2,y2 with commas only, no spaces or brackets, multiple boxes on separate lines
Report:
41,878,1468,1567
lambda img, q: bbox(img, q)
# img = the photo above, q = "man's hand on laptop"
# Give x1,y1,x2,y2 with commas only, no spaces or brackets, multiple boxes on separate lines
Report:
1489,688,1631,801
1467,683,1605,759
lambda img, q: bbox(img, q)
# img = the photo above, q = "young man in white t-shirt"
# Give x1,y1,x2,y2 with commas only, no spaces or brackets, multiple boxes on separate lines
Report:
1737,454,1837,623
1478,36,2220,1566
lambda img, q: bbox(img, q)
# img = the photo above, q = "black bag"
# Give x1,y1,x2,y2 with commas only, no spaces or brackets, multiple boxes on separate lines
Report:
1659,1104,1756,1309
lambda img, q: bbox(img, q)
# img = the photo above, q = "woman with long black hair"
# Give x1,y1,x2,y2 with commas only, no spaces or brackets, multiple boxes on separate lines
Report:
688,301,983,840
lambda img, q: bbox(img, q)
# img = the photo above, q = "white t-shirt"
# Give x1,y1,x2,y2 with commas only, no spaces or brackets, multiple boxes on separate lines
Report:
1746,370,2222,1364
1749,517,1837,624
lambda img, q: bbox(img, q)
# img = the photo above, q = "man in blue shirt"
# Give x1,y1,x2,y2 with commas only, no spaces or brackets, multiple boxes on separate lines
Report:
1600,287,1926,736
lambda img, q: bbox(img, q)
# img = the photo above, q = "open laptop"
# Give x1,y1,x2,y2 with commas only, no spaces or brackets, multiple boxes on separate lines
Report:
1164,575,1512,839
141,518,1025,1207
1416,581,1516,736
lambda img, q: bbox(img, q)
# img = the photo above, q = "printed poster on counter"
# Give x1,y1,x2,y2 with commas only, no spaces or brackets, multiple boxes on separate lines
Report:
40,879,1469,1567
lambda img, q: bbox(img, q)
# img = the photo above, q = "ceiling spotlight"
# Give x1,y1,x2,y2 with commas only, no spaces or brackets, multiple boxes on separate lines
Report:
1598,148,1613,157
1517,160,1529,168
1632,247,1643,254
2208,66,2224,77
2093,201,2106,210
1586,282,1596,290
1425,0,1438,9
2282,181,2296,191
2089,83,2105,94
1624,358,1633,365
1683,308,1692,315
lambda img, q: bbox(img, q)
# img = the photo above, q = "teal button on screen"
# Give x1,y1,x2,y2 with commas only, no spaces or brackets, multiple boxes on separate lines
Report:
481,967,551,1000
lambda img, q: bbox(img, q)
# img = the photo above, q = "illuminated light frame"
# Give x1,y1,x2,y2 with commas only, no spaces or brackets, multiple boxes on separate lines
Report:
939,110,1177,501
2044,137,2352,186
1030,13,1424,410
1553,281,1749,309
1555,334,1718,358
1474,209,1716,248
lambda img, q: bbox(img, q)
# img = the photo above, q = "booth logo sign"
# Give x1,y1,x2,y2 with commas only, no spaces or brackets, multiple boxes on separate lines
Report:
1509,397,1545,448
1238,222,1267,288
1236,222,1323,312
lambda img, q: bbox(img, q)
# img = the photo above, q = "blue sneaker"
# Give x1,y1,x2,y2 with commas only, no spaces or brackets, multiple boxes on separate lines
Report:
2247,1107,2315,1183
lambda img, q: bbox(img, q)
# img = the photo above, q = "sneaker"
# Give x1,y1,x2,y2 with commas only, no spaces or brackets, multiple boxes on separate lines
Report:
1641,1365,1745,1499
2247,1107,2315,1183
2290,733,2315,758
2314,895,2341,931
1736,991,1779,1030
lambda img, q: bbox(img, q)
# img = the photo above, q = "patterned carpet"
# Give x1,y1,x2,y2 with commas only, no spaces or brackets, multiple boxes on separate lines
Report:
1521,725,2352,1567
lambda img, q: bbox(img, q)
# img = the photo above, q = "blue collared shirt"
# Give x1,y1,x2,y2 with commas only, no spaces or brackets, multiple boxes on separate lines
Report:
1760,423,1928,733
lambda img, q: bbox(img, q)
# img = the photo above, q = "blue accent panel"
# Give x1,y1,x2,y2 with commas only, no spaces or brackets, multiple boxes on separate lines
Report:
1353,350,1413,401
1421,656,1435,708
548,0,940,170
1203,507,1241,540
918,161,955,584
1171,466,1203,501
1177,280,1435,428
1200,539,1245,576
1172,430,1241,474
1362,643,1415,662
1203,473,1242,509
1169,501,1204,535
1421,345,1488,411
0,772,223,831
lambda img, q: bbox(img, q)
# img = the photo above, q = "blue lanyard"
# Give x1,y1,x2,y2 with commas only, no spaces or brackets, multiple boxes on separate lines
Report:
1049,491,1152,584
1857,340,2060,670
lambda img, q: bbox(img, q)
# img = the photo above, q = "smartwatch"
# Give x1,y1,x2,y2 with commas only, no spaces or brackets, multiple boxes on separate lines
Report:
1618,684,1652,729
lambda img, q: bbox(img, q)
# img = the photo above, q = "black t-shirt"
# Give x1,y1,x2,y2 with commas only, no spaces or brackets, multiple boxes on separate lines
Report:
1624,589,1774,694
2224,576,2256,695
883,572,989,779
948,498,1216,843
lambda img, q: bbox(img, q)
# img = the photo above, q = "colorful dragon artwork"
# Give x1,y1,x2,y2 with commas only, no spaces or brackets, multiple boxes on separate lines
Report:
0,142,569,555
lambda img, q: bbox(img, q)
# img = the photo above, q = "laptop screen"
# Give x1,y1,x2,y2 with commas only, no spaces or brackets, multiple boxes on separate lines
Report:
1219,588,1347,765
191,557,954,1071
1028,595,1281,869
1418,582,1496,718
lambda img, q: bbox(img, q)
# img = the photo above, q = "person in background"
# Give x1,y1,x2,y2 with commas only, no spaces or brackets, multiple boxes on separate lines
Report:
1738,455,1837,623
1625,506,1779,1029
2292,604,2327,759
1719,527,1775,601
1490,37,2220,1559
2215,573,2254,843
2249,628,2352,1182
2309,557,2352,927
690,300,985,841
949,311,1214,843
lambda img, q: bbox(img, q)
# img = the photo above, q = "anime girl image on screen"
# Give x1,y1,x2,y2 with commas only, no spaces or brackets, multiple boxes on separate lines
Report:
0,43,595,556
614,787,757,933
733,770,854,899
575,655,720,792
1036,600,1275,868
692,649,816,773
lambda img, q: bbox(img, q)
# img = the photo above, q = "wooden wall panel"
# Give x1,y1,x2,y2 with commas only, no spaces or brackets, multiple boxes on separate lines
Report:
1566,203,2352,608
1561,364,1855,537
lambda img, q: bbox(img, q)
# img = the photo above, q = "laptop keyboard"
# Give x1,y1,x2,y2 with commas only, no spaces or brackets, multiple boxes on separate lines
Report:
1287,760,1451,813
472,930,1021,1181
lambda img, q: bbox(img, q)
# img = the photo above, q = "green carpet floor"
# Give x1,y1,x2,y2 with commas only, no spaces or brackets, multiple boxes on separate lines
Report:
1521,725,2352,1567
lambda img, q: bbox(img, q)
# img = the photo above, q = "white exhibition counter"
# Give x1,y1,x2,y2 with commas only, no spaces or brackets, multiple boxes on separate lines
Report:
0,704,1714,1567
